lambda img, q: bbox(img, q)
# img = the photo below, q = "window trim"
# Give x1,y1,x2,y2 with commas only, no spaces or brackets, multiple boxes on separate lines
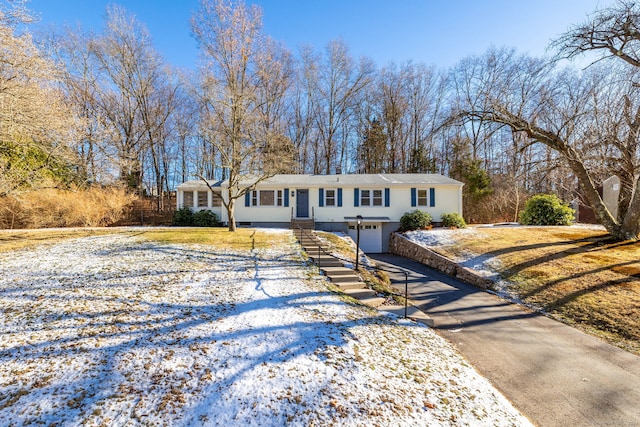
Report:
197,190,209,208
411,187,435,208
325,189,336,207
183,191,194,208
250,189,284,207
417,189,428,207
359,188,384,207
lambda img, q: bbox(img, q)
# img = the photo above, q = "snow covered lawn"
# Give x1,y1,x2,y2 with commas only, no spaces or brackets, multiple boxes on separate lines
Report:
0,231,532,426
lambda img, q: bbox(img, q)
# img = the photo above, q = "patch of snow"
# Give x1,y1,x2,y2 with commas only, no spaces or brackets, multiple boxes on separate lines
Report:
404,228,482,247
0,233,532,426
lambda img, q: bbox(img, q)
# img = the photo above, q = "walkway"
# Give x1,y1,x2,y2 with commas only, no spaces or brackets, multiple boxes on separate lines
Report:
369,253,640,427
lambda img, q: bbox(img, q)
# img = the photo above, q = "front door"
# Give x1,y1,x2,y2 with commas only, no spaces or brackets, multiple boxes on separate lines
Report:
296,189,309,218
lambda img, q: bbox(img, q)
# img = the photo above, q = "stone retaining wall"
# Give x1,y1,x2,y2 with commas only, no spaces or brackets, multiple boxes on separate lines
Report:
388,233,493,290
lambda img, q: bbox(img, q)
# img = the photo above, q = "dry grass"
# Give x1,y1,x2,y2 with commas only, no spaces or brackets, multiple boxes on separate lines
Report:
0,228,120,253
0,187,136,229
433,226,640,354
0,227,293,254
139,228,293,250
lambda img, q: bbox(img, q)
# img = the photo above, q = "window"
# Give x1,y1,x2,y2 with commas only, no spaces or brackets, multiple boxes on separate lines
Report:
325,189,336,206
320,188,341,207
183,191,194,207
197,191,208,207
250,190,284,207
260,190,275,206
373,190,383,206
417,189,428,206
360,189,383,207
411,187,435,208
211,192,222,207
361,189,370,206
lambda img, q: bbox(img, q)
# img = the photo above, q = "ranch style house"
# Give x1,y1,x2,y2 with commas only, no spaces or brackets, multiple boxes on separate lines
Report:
176,173,464,253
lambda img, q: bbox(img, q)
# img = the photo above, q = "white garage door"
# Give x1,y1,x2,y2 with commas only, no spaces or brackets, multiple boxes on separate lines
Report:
347,223,382,253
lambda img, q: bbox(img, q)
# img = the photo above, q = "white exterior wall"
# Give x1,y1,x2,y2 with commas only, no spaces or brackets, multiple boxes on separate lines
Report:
314,185,462,222
232,184,462,223
234,186,292,223
177,178,463,226
176,187,224,220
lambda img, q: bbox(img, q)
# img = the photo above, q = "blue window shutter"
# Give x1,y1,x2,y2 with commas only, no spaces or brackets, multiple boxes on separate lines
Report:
354,188,360,207
337,188,343,207
411,188,417,207
245,191,250,207
284,188,289,207
384,188,390,207
319,188,324,207
429,188,436,207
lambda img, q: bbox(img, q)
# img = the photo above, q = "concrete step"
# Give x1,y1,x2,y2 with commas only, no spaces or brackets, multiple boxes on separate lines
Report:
291,219,315,228
302,246,330,253
343,289,386,308
379,305,435,327
320,266,354,276
344,288,377,298
335,281,366,291
300,240,327,248
299,236,320,242
312,261,344,268
307,252,343,267
327,274,360,284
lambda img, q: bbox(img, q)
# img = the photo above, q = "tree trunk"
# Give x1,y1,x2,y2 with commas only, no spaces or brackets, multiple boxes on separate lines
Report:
621,176,640,239
565,154,626,238
227,198,236,232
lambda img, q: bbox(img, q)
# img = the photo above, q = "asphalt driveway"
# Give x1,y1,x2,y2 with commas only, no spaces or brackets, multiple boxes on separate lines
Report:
369,253,640,427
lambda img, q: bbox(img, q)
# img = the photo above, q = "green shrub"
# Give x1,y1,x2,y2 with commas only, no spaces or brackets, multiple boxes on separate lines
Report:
399,210,432,232
441,212,467,228
192,210,219,227
519,194,575,226
172,207,194,226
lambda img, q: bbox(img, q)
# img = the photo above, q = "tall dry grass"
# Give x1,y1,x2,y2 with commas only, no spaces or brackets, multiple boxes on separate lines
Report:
0,186,136,229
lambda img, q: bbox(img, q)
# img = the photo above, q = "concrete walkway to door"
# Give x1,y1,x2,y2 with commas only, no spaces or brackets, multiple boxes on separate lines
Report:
369,253,640,427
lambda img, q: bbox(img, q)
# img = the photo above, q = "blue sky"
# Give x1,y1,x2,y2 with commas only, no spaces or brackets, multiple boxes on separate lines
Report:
28,0,614,69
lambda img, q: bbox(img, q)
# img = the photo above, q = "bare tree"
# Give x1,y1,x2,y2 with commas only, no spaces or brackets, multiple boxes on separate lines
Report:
306,39,375,174
453,47,640,239
88,6,148,191
0,2,80,195
51,27,101,183
405,63,445,173
553,0,640,68
192,0,293,231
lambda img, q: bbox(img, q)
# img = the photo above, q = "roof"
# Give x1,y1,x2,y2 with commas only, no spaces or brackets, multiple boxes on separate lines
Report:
178,174,463,189
177,179,223,189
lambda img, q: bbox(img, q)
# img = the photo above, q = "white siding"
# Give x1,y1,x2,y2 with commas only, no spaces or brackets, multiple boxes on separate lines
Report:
177,176,463,226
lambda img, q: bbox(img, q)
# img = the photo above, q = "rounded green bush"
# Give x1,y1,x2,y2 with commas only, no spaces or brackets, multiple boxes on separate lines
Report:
399,210,432,232
519,194,575,226
441,212,467,228
172,207,194,226
192,209,219,227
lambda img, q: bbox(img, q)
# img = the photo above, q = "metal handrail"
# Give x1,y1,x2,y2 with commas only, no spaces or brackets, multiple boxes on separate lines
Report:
296,226,411,319
374,266,410,318
295,226,351,266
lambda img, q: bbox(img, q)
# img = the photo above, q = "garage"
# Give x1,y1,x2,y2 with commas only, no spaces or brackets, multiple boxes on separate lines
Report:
347,220,384,253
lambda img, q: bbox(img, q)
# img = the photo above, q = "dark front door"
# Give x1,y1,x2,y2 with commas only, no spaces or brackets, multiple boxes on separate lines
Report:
296,189,309,218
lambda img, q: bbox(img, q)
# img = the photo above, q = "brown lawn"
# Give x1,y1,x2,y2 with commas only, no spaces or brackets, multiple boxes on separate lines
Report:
431,226,640,354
